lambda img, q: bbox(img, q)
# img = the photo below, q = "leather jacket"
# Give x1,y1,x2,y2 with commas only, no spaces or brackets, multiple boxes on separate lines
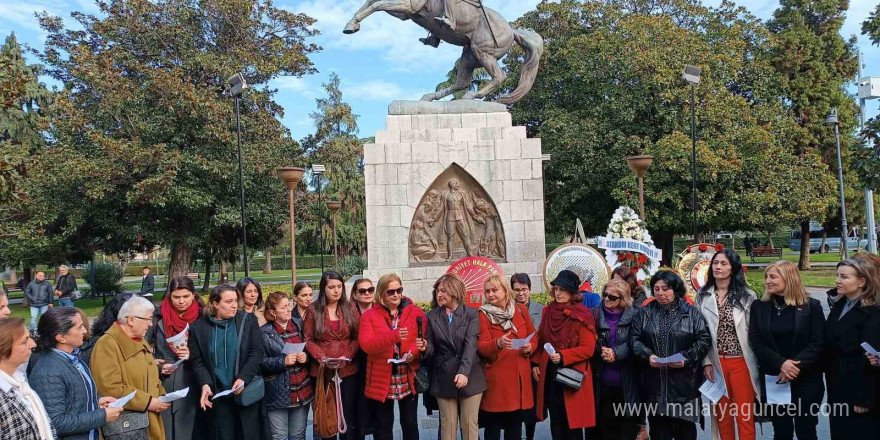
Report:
631,298,711,406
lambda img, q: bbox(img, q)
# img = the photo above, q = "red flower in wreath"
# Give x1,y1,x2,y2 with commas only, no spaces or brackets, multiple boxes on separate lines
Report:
617,253,626,262
636,254,648,265
714,243,724,252
698,243,709,252
626,252,635,261
687,245,692,252
630,266,640,275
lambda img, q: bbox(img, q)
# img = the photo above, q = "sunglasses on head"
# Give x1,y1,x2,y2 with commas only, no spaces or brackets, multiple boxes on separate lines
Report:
357,287,376,295
385,287,404,296
603,294,621,301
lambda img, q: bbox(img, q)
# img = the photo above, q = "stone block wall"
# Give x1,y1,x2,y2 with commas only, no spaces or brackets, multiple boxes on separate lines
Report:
363,108,546,302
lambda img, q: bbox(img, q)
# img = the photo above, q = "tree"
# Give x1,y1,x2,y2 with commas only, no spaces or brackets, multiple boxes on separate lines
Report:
301,74,366,257
4,0,319,277
504,0,834,265
767,0,859,269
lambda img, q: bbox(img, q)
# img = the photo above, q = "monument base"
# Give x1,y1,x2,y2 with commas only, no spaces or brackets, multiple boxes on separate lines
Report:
363,100,547,302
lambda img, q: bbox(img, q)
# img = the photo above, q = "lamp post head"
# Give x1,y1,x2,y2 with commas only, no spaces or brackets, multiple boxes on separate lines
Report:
276,166,305,190
682,65,701,85
626,155,654,178
227,73,248,96
823,108,839,126
326,200,342,214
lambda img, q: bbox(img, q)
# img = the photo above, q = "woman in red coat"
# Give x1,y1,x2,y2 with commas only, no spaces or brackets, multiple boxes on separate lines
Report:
358,273,427,440
477,274,537,440
304,271,361,440
533,270,598,440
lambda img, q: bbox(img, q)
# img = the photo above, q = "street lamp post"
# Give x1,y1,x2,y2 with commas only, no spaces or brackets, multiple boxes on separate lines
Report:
683,65,701,241
326,201,342,272
626,155,654,220
228,72,250,276
277,167,305,286
312,165,326,274
825,109,849,257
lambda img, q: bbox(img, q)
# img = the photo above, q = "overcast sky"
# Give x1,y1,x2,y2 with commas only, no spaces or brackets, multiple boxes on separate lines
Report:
2,0,878,141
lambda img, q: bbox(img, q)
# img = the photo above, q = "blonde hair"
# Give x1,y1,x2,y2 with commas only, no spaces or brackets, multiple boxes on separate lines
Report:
375,273,403,308
483,274,514,309
602,279,634,309
431,274,467,308
761,261,809,306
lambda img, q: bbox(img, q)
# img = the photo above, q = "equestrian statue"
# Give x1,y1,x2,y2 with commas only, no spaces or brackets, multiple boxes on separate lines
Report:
343,0,543,105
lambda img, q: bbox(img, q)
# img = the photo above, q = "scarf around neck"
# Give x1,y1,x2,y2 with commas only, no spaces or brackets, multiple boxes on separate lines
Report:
544,300,593,349
479,301,518,332
161,297,200,343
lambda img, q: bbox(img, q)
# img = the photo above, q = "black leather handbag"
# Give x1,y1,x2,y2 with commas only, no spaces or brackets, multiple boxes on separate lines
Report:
554,367,584,391
103,410,148,440
234,313,265,407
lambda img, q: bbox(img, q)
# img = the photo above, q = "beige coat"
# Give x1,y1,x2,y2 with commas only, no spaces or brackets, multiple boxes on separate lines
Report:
696,286,760,440
91,323,166,440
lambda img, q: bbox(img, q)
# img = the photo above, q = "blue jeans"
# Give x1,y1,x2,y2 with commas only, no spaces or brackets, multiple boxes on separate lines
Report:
267,404,310,440
58,297,74,308
29,305,49,329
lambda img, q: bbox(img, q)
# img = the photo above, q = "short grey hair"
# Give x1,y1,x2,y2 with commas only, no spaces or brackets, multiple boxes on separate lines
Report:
59,265,69,271
117,296,155,323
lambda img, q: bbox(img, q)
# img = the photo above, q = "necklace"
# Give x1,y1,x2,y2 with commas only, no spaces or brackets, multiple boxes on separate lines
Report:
773,298,788,316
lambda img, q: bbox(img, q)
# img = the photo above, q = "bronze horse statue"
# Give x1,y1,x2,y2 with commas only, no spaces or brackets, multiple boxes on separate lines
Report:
343,0,543,104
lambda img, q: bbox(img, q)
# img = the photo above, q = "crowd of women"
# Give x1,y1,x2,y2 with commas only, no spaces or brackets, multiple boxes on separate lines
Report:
0,249,879,440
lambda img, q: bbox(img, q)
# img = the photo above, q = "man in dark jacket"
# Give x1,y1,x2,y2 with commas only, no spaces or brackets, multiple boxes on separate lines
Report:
55,265,78,307
25,271,53,329
139,267,155,298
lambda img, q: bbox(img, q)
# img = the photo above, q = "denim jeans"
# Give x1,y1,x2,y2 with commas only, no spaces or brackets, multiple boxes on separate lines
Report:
267,404,310,440
29,305,49,329
58,297,74,308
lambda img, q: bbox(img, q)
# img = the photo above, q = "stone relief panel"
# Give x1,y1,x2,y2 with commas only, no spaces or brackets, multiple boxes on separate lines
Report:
409,163,506,264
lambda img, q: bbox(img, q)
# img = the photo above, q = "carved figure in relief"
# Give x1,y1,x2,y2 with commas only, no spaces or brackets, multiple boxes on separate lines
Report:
473,194,504,257
429,179,484,260
410,220,438,262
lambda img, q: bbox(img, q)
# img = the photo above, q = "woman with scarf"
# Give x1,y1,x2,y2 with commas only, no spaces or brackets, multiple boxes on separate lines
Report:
304,271,361,440
0,317,55,440
190,284,264,440
532,270,598,440
631,270,711,440
358,273,426,440
150,277,205,440
477,275,536,440
261,291,313,440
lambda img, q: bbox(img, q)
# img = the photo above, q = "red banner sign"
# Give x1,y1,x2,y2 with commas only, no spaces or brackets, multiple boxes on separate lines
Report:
446,256,503,306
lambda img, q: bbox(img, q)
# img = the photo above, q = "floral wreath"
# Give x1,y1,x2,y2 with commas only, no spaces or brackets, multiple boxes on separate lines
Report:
603,206,661,282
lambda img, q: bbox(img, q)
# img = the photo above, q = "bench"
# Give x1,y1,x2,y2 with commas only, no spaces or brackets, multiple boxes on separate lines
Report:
186,272,200,282
750,246,782,261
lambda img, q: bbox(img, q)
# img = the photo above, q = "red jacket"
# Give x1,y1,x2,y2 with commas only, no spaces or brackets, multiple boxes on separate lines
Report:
477,303,537,413
358,298,426,402
304,303,360,378
533,307,598,429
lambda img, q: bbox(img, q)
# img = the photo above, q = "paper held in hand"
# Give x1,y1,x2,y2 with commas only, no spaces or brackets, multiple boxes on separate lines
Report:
544,343,557,355
282,342,306,355
654,353,686,364
211,381,245,400
159,387,189,403
322,357,351,363
764,375,792,405
511,333,535,350
108,391,137,408
699,368,727,404
165,324,189,350
862,342,880,357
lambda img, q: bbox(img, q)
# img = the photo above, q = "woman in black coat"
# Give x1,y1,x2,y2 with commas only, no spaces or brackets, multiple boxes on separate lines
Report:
422,274,486,440
190,284,265,440
748,261,824,440
824,259,880,438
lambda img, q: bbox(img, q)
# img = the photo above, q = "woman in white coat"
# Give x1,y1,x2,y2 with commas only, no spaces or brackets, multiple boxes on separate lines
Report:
696,249,760,440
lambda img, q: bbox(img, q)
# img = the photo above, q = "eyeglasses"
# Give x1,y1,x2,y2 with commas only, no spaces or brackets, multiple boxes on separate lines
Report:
385,287,404,296
132,316,152,322
603,294,621,301
357,287,376,295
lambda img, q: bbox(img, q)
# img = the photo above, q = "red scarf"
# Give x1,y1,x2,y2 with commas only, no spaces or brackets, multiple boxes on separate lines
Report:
161,297,200,343
543,300,594,349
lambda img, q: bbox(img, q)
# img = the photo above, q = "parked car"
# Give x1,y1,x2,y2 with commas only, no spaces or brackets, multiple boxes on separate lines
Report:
789,227,867,253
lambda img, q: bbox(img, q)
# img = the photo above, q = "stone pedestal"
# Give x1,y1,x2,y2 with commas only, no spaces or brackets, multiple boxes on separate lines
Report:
362,101,546,302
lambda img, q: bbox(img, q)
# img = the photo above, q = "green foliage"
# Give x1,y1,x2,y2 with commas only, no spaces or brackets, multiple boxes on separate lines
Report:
862,3,880,46
0,0,320,274
530,291,552,306
338,254,367,278
83,264,125,296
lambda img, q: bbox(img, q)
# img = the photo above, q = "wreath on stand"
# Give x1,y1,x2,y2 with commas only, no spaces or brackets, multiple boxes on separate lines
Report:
602,206,661,282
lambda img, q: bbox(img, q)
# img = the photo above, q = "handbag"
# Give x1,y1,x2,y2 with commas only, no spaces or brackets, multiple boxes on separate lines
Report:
554,367,585,391
314,364,339,438
233,313,265,407
415,366,430,393
102,410,148,440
